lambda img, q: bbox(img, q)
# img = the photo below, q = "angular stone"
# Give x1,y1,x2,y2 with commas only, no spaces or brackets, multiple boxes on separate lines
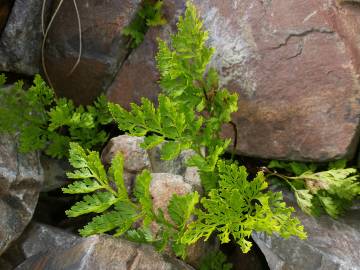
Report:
252,190,360,270
101,135,151,173
0,1,13,34
106,1,184,109
107,0,360,162
0,0,51,75
15,235,194,270
44,0,141,104
0,135,44,255
1,222,79,267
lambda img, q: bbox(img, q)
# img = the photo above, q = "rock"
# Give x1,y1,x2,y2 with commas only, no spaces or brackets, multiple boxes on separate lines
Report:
0,1,14,34
0,134,44,256
41,155,71,192
107,0,360,162
101,135,151,172
252,191,360,270
1,222,79,268
0,0,51,75
15,235,194,270
150,173,193,219
106,1,183,109
148,145,194,175
149,173,208,267
44,0,141,105
101,135,203,194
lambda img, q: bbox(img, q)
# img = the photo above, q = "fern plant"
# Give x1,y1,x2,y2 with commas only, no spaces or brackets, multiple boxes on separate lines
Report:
0,74,112,158
266,160,360,218
123,0,166,48
63,142,200,259
104,1,306,254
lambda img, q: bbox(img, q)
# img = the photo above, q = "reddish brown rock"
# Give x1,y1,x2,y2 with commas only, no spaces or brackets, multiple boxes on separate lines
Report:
107,0,360,161
44,0,141,104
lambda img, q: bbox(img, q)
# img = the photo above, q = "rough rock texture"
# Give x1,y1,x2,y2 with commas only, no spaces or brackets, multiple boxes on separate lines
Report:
101,135,151,172
150,173,193,220
15,235,194,270
101,135,202,193
0,135,44,256
101,136,206,265
0,0,13,33
107,0,360,162
44,0,141,104
252,191,360,270
0,0,50,74
1,222,79,268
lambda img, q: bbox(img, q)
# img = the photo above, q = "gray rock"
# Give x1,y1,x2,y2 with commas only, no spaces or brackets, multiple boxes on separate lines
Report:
148,145,194,175
20,222,79,259
252,191,360,270
1,222,79,268
0,134,44,256
41,155,71,192
15,235,194,270
102,135,203,195
0,0,51,74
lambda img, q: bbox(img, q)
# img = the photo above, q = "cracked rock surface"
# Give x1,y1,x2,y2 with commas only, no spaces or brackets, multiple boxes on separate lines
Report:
0,135,44,256
107,0,360,162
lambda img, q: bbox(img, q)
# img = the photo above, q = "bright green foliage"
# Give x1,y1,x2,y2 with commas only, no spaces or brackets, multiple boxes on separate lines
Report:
108,1,307,255
199,250,233,270
267,160,360,218
182,161,306,253
110,2,238,189
0,75,112,158
63,142,200,259
123,0,166,48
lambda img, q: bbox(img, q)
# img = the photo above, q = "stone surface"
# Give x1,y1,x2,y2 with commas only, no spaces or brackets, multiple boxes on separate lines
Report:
0,0,13,33
1,222,79,268
44,0,141,105
15,235,194,270
102,135,203,194
107,0,360,162
41,155,71,192
150,173,193,220
252,191,360,270
0,0,51,75
0,134,44,256
101,135,151,172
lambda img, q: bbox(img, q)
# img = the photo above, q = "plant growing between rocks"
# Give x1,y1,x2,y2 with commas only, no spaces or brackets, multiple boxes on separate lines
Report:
123,0,166,48
265,160,360,218
0,74,112,158
63,2,306,257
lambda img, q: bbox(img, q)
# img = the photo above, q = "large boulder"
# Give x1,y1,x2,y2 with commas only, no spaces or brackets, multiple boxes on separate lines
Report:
252,190,360,270
107,0,360,162
44,0,141,104
0,135,44,255
15,235,194,270
0,0,51,74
